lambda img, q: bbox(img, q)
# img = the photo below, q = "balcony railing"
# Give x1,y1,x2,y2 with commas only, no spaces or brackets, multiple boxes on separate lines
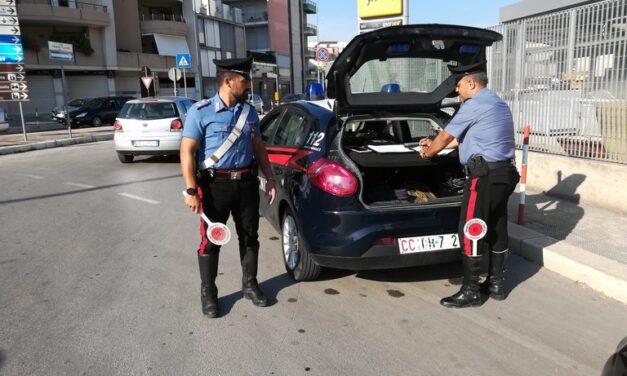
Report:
141,13,185,22
197,1,243,24
19,0,108,13
303,0,317,14
305,48,316,58
304,23,318,36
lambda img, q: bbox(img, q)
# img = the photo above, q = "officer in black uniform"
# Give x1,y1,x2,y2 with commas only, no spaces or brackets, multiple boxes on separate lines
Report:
419,68,520,308
180,56,277,318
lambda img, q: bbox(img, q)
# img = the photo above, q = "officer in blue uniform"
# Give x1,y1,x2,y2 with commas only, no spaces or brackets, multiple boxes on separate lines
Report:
180,56,277,318
419,67,520,308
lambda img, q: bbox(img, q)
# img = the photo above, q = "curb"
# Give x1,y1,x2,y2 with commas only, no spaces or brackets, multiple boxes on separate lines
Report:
508,223,627,305
0,133,113,155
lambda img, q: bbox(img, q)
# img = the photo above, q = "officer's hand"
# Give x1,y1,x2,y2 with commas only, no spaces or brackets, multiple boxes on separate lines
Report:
418,138,432,147
184,194,201,214
266,180,277,205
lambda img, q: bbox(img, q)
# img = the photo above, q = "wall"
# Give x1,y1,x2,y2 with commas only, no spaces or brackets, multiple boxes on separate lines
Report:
500,0,594,22
113,0,141,52
267,0,290,55
516,150,627,213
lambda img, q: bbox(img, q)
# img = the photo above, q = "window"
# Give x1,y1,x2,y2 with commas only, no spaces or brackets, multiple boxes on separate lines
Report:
118,102,179,119
198,18,205,45
261,112,284,143
274,112,308,146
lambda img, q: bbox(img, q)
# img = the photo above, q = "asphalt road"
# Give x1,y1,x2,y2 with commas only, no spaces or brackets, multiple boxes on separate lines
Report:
1,142,626,376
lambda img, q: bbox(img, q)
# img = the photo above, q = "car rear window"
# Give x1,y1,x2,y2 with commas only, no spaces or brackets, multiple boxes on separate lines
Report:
118,102,179,120
349,57,459,94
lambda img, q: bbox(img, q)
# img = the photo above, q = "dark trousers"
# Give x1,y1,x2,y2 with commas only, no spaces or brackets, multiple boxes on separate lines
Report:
459,165,520,256
197,178,260,255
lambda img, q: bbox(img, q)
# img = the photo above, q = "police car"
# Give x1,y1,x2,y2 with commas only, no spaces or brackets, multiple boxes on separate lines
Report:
257,24,502,281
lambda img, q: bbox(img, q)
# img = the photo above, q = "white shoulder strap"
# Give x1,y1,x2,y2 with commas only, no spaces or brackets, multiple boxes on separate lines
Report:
200,103,251,170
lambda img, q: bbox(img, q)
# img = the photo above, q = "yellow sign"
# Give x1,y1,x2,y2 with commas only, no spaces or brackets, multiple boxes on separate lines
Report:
358,0,403,19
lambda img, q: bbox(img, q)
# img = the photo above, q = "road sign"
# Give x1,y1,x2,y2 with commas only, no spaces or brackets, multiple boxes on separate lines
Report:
168,67,182,82
48,41,73,61
0,1,27,102
141,76,153,91
315,47,330,62
176,53,191,69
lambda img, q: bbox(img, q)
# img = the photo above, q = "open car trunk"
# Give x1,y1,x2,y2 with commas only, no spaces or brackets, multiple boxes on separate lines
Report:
340,116,465,207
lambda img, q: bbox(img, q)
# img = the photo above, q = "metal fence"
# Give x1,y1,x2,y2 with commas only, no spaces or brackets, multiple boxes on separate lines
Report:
487,0,627,163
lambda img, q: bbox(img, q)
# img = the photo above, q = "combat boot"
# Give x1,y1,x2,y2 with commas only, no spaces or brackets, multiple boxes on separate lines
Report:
198,252,219,317
440,255,483,308
240,247,268,307
483,250,508,300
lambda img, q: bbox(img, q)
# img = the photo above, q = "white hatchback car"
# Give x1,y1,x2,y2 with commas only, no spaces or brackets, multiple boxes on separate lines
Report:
113,96,196,163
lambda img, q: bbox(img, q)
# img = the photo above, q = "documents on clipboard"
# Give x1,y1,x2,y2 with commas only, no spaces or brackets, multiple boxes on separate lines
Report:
411,145,455,156
366,144,412,153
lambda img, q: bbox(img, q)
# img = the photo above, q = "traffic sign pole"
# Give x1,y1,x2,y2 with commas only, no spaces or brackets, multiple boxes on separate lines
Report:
183,68,187,97
60,60,71,138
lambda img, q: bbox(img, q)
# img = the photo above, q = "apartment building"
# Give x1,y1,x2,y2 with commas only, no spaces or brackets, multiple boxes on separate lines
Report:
13,0,245,117
221,0,316,103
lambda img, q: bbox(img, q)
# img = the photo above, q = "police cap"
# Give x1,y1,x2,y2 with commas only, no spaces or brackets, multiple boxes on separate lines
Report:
214,56,253,79
449,60,487,82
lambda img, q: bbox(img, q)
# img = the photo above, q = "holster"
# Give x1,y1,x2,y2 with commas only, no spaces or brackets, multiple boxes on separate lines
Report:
465,155,489,177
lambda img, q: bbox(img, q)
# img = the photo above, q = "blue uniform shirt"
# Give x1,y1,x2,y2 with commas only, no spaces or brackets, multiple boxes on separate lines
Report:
444,88,515,165
182,93,261,169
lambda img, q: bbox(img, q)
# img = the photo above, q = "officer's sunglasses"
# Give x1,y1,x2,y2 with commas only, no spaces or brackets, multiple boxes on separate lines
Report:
230,69,252,81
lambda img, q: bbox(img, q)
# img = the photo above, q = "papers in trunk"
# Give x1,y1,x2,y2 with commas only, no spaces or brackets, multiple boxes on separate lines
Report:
367,144,455,156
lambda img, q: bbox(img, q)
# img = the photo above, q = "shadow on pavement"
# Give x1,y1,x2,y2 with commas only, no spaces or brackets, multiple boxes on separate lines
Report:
510,172,586,242
216,272,297,315
0,349,5,371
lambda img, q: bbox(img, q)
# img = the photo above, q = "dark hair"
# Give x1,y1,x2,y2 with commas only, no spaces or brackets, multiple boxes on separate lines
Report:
468,72,489,86
217,70,240,86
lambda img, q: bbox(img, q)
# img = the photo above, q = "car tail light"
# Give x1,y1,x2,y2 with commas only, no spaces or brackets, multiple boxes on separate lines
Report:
374,237,397,246
306,158,358,197
113,120,123,132
170,119,183,132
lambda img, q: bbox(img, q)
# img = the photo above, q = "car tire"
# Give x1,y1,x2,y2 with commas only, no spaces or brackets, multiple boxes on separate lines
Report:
92,116,102,127
281,207,321,281
117,152,134,163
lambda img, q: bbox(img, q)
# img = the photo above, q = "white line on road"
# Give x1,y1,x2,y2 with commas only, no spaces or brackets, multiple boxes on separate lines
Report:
118,192,160,204
64,182,96,189
15,173,44,180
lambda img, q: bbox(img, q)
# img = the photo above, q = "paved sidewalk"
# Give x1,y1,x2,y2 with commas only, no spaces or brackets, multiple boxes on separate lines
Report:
1,126,625,304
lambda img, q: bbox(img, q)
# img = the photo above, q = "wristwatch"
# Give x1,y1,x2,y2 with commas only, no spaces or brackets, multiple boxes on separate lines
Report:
185,187,197,196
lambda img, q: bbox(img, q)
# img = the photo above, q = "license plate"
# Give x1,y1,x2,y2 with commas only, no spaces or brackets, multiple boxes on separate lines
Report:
132,140,159,147
398,233,459,254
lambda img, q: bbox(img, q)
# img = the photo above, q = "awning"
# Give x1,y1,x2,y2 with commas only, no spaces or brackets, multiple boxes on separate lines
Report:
153,34,190,56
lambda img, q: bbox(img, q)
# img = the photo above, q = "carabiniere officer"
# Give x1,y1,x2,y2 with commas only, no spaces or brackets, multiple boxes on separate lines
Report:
180,56,277,318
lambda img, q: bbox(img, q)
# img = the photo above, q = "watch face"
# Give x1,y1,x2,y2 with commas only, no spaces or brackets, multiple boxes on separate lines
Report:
186,188,197,195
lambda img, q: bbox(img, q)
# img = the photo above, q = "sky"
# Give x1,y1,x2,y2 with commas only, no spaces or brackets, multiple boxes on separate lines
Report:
314,0,521,42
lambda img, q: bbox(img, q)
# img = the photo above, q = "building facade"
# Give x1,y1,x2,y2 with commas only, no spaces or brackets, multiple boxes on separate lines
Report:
12,0,245,118
222,0,315,104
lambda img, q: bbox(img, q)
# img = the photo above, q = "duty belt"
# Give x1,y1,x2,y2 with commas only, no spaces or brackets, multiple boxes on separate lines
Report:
207,167,256,181
463,159,515,176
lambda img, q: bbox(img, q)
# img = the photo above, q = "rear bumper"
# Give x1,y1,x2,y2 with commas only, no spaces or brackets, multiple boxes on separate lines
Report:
114,133,181,154
312,247,460,270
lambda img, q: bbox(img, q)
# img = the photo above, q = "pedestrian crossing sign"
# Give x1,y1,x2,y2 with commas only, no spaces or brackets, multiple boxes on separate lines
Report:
176,53,191,69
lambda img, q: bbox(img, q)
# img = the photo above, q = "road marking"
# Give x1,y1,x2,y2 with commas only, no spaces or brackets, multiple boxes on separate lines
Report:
118,192,160,204
64,182,96,189
15,173,44,179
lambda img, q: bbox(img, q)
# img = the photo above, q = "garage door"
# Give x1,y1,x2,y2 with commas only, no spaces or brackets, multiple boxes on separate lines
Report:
67,75,109,100
10,75,56,117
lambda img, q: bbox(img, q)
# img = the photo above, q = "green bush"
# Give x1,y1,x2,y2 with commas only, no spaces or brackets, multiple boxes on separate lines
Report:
50,33,94,56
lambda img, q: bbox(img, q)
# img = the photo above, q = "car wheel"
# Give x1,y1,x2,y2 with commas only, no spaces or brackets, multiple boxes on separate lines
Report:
92,116,102,127
117,152,134,163
281,207,321,281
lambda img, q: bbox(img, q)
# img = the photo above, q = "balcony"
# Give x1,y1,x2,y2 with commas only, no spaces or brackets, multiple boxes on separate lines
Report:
305,48,316,59
303,0,317,14
244,13,268,26
198,1,243,24
117,51,177,72
140,14,187,36
17,0,109,27
304,23,318,37
24,46,105,67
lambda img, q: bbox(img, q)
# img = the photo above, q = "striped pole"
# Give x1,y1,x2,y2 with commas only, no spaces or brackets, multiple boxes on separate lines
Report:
518,125,530,225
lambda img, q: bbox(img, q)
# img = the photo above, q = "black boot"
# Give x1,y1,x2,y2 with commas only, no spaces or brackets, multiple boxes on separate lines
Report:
486,250,508,300
240,247,268,307
440,255,483,308
198,253,219,317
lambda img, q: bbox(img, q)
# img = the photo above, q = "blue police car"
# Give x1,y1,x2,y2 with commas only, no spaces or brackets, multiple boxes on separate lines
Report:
258,24,502,280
